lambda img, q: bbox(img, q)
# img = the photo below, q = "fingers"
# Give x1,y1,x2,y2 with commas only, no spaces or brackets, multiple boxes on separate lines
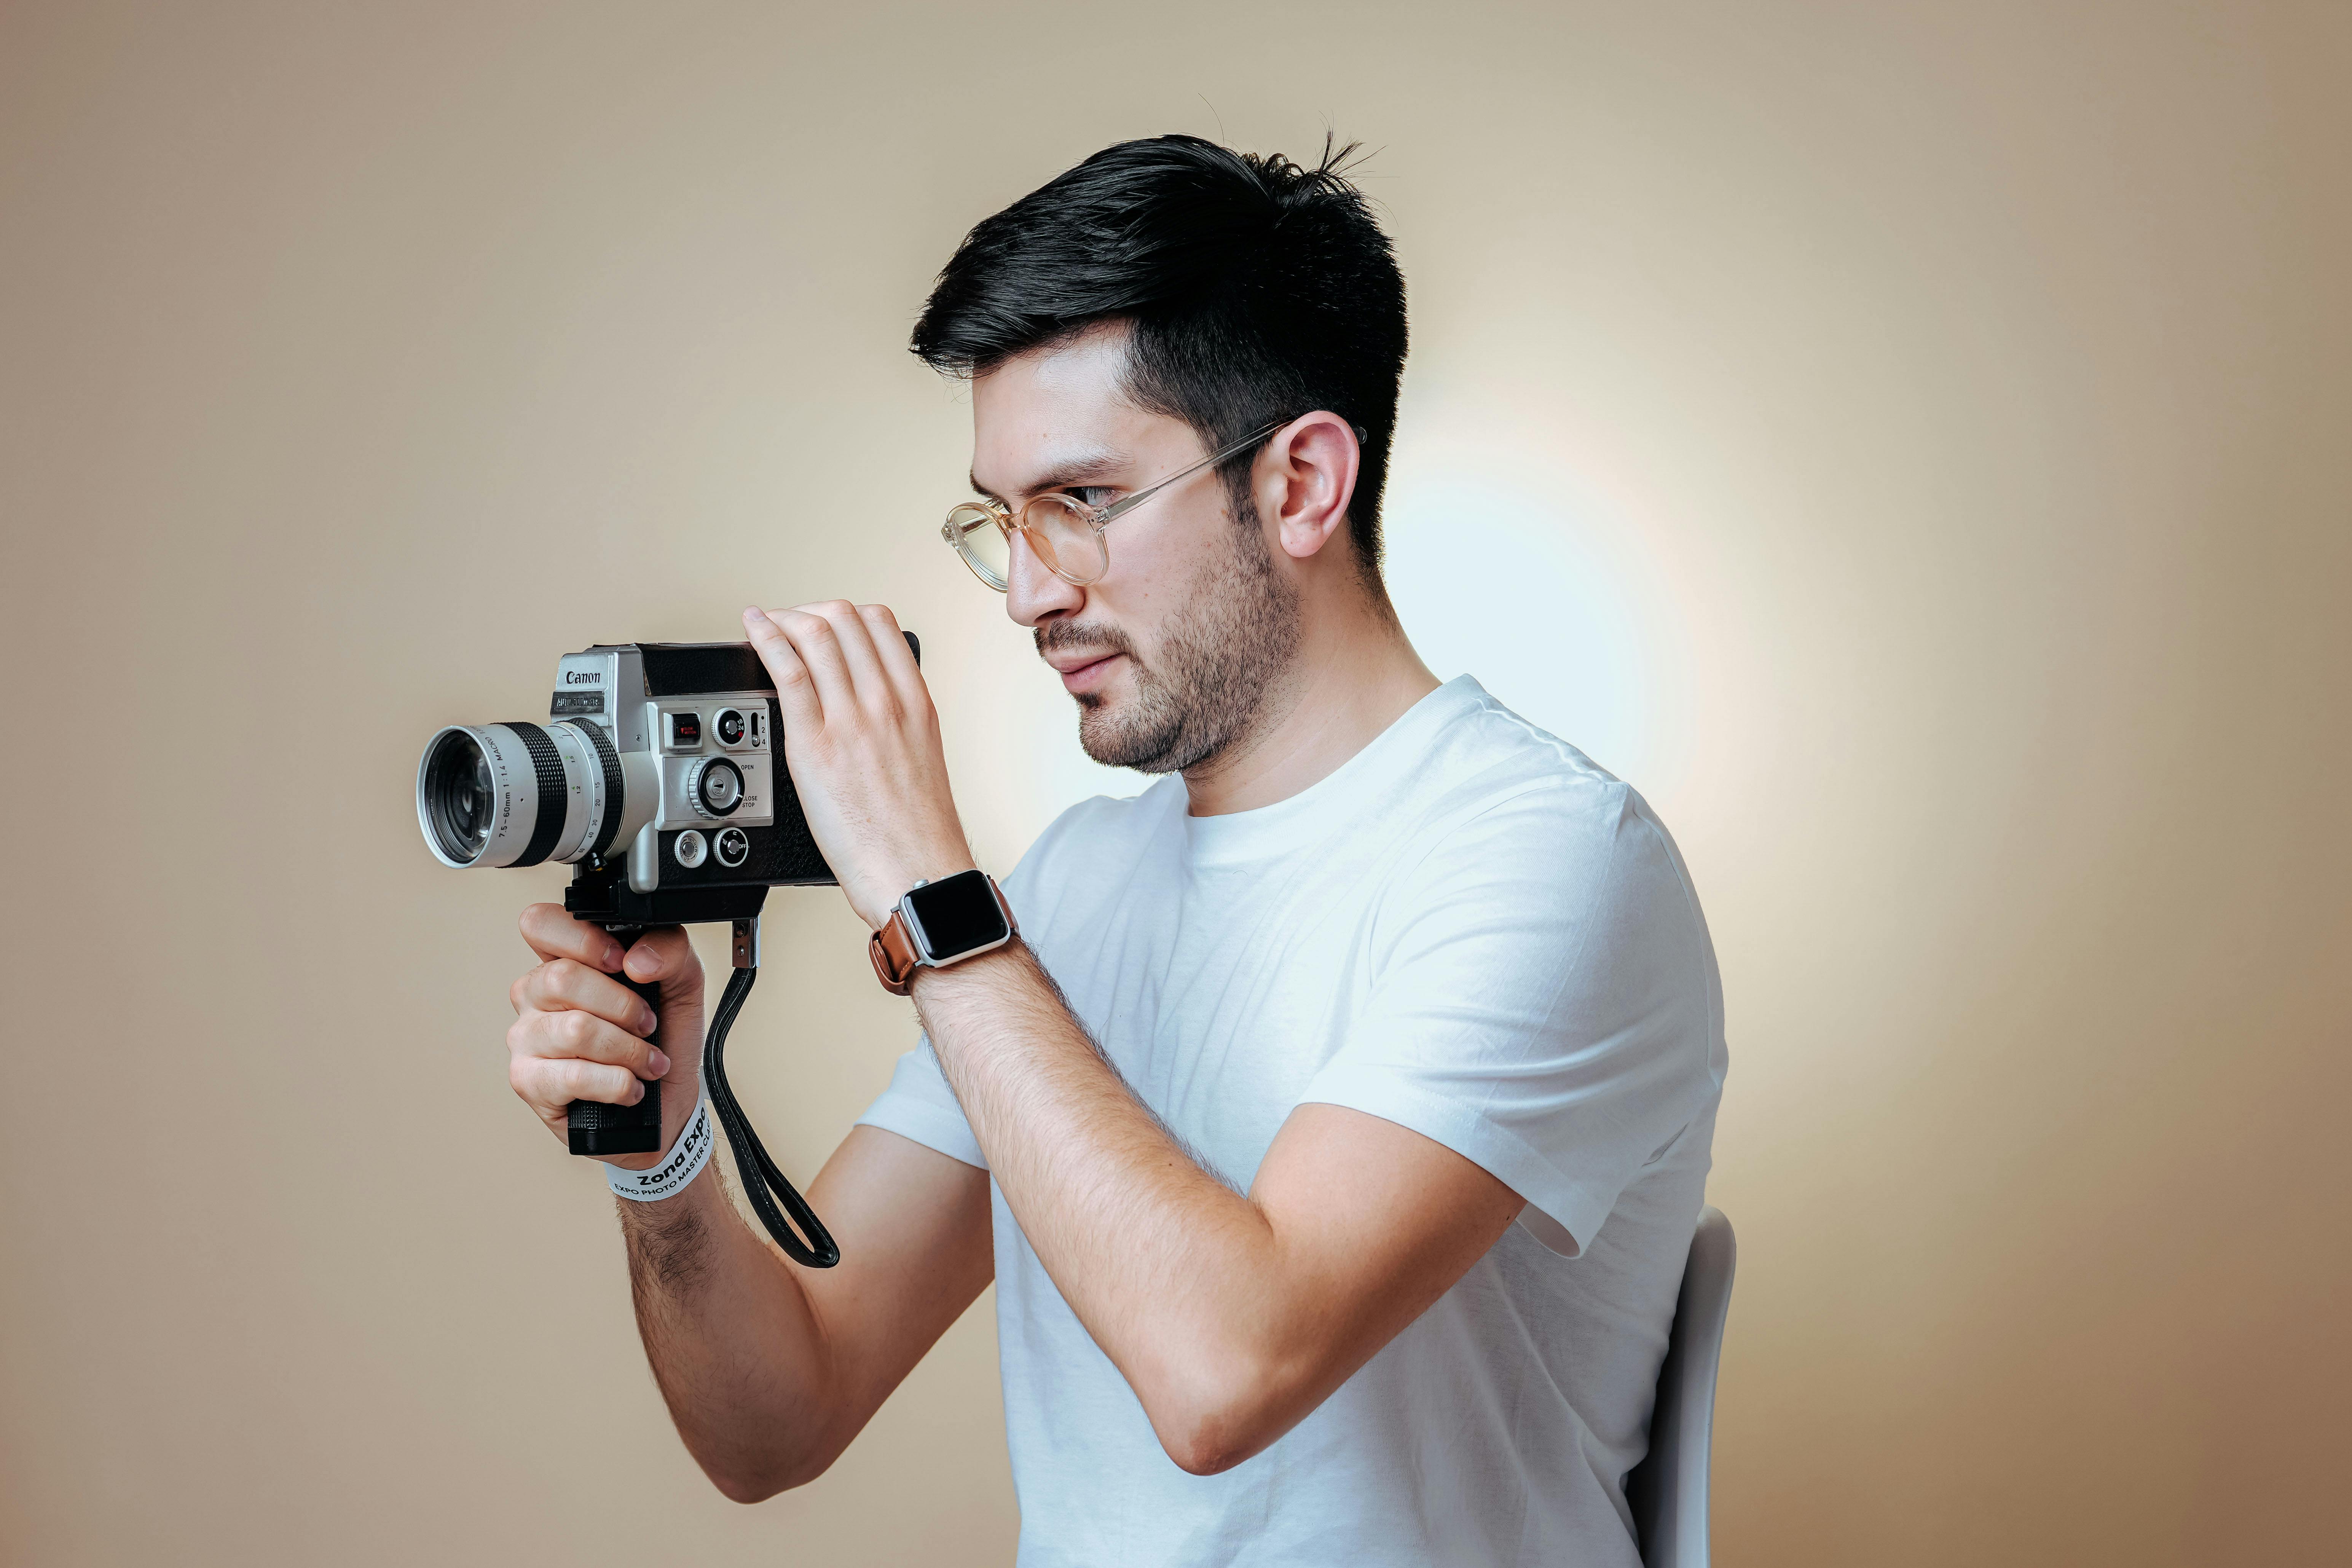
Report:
505,919,701,1152
753,604,856,715
617,925,700,1000
510,956,658,1035
508,919,695,1089
796,599,894,708
857,602,931,716
744,606,826,734
520,903,626,971
745,600,925,730
507,1002,670,1083
509,1050,651,1123
514,914,698,1021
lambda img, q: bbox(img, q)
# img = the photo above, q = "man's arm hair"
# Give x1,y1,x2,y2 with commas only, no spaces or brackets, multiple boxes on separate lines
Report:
612,1124,993,1503
623,1180,716,1298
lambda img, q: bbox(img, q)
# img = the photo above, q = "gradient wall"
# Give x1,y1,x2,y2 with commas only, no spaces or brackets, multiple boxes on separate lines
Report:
4,3,2345,1563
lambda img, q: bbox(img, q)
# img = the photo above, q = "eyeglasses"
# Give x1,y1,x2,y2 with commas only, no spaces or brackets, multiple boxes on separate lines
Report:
941,421,1288,592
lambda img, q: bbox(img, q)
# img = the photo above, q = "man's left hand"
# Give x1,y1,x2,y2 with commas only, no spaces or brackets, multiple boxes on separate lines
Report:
742,601,976,930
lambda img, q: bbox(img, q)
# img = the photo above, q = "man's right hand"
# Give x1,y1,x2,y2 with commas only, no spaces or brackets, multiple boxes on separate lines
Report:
507,904,705,1169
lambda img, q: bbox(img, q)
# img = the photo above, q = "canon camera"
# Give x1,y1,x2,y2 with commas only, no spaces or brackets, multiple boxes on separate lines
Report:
415,639,915,927
409,636,916,1268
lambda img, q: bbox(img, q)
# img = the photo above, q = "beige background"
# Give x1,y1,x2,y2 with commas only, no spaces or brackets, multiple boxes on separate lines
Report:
4,2,2346,1563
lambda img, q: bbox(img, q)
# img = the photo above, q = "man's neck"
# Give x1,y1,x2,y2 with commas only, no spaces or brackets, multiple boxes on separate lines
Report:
1180,587,1441,818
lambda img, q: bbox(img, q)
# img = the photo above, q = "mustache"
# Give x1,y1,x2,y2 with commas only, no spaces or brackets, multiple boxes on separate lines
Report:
1035,621,1138,664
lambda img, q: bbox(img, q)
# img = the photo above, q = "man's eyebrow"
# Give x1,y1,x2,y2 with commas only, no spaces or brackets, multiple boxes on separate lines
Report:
970,449,1126,503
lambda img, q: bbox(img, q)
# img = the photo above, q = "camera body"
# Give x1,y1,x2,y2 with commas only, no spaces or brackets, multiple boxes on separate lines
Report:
417,638,915,924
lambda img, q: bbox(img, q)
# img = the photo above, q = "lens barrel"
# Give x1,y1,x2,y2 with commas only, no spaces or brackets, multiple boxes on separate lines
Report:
415,720,623,869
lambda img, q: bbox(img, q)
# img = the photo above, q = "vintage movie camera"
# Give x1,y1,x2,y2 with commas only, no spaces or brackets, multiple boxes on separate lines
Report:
413,639,916,1266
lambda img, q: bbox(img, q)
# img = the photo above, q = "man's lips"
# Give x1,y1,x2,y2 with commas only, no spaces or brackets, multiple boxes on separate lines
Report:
1046,649,1124,692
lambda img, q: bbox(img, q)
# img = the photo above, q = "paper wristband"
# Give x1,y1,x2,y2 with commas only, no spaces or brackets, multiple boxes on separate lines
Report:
605,1096,714,1203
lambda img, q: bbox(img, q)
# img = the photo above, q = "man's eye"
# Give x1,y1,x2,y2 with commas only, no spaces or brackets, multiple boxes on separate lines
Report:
1067,487,1119,508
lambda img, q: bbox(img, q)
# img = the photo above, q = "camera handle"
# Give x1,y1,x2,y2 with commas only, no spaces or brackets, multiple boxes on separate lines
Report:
577,916,839,1270
566,943,666,1157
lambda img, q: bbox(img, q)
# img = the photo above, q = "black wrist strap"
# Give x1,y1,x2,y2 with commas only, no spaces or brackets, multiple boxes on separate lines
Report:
702,965,839,1268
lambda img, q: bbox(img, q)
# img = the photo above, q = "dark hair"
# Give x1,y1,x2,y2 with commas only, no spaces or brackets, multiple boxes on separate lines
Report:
911,134,1409,576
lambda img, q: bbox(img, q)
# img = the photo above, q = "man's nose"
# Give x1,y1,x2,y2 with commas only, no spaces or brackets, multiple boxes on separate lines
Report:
1005,528,1084,627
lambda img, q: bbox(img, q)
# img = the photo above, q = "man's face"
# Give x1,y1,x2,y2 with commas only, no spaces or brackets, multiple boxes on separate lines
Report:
968,325,1300,774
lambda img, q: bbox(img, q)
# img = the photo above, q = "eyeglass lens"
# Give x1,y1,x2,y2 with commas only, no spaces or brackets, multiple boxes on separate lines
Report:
947,497,1108,589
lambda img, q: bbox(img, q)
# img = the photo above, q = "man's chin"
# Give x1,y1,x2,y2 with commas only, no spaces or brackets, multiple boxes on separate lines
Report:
1075,691,1187,773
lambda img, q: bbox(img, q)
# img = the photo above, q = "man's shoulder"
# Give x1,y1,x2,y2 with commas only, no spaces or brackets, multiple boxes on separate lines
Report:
1411,684,1646,842
1389,686,1708,933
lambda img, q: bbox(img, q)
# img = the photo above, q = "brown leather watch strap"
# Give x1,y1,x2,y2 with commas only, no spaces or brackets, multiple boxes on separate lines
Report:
868,911,922,997
868,874,1018,996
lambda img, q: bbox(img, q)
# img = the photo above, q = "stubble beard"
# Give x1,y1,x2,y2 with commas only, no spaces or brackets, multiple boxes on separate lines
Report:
1040,494,1302,776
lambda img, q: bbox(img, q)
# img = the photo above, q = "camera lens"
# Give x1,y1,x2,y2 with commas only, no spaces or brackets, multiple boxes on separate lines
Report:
421,729,498,865
417,720,630,870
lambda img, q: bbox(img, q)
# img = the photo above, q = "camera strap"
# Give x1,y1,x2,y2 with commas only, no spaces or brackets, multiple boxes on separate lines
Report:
702,951,840,1269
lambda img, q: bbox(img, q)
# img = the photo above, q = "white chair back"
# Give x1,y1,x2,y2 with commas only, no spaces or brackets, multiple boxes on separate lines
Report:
1625,1206,1737,1568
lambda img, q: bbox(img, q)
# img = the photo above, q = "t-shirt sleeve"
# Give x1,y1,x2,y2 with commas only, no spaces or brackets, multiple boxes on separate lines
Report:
855,1034,988,1171
1299,782,1724,1257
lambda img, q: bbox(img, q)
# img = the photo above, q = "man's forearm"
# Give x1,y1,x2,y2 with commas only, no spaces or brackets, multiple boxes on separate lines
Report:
911,940,1522,1474
911,943,1295,1463
616,1166,839,1500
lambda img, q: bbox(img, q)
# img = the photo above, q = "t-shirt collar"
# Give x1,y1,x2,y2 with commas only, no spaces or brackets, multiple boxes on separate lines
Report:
1177,675,1490,866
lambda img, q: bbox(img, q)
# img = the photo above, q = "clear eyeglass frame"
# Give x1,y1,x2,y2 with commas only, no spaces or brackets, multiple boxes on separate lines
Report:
941,420,1309,592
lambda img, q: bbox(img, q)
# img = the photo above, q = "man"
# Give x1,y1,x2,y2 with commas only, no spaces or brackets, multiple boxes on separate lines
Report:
504,135,1726,1566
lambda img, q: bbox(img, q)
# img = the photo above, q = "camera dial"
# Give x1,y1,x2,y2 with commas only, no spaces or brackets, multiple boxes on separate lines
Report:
714,708,746,746
714,825,750,868
690,756,745,818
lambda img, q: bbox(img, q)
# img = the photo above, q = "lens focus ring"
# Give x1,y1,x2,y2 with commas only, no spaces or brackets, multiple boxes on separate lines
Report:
571,719,627,860
505,722,570,867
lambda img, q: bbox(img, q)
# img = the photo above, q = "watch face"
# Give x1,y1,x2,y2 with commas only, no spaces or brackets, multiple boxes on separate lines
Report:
904,869,1011,961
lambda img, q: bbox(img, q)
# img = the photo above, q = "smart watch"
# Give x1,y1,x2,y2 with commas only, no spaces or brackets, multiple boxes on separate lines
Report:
869,869,1018,995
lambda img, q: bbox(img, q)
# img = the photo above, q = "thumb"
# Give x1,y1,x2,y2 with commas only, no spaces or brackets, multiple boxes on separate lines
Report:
615,928,700,1034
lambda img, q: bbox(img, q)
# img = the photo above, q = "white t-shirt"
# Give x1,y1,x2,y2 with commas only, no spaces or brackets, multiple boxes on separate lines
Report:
857,677,1727,1568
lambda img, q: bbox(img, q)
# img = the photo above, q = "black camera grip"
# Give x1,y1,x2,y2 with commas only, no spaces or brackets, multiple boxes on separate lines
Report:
566,967,666,1157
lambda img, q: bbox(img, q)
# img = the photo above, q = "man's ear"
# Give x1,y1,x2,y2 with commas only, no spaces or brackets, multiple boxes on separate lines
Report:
1260,413,1362,562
